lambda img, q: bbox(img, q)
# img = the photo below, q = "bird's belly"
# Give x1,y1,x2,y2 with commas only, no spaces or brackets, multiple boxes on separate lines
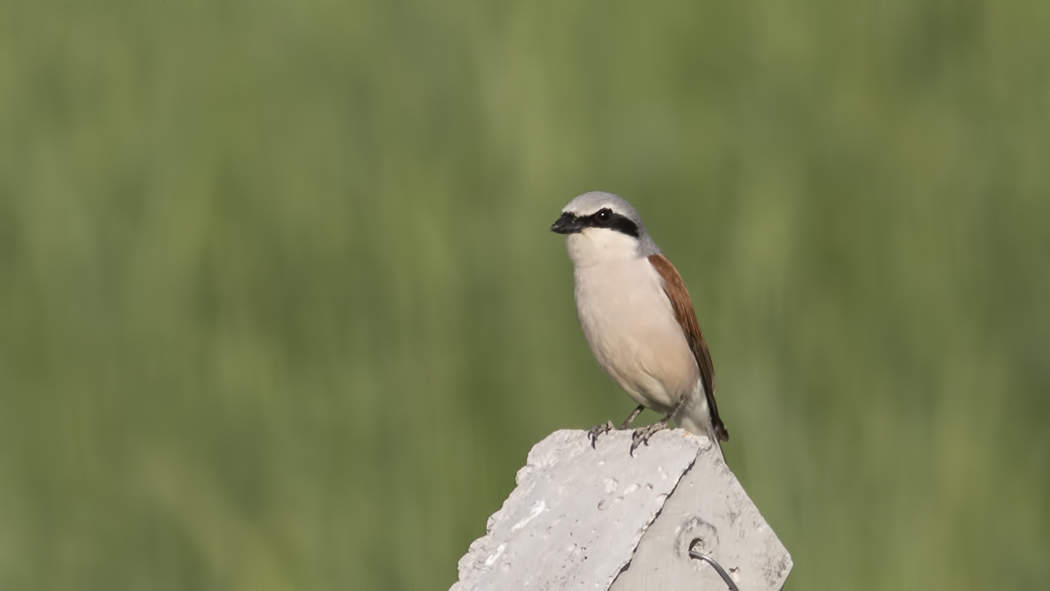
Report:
574,260,699,412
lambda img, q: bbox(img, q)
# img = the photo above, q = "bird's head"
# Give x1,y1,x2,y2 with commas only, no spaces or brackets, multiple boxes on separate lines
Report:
551,191,660,267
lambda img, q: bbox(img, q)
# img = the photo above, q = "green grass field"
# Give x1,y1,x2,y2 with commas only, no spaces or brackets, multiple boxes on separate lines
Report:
2,2,1048,589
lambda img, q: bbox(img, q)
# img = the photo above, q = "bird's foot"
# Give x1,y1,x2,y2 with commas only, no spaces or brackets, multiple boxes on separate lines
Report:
587,421,615,448
630,418,670,455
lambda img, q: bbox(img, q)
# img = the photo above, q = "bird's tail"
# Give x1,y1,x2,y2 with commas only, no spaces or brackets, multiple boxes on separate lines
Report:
674,391,725,458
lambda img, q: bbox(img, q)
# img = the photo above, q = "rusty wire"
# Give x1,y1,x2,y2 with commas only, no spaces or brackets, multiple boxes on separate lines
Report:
687,539,740,591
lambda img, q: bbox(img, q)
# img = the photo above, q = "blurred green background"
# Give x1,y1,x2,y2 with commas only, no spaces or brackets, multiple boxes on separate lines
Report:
2,1,1048,589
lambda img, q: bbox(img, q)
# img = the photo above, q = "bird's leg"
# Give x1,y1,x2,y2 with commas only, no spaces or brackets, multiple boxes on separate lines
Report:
587,421,615,448
618,405,645,430
630,397,689,455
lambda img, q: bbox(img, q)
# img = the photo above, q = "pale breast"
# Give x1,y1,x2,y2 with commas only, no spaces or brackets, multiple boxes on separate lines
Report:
573,258,700,411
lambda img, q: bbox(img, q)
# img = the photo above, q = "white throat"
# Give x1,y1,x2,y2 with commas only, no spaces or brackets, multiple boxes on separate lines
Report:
565,227,642,267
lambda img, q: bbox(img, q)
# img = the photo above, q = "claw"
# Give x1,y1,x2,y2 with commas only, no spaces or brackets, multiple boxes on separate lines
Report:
587,421,615,448
629,420,670,455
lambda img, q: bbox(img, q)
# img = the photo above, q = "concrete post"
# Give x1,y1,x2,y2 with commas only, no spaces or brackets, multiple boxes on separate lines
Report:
450,429,792,590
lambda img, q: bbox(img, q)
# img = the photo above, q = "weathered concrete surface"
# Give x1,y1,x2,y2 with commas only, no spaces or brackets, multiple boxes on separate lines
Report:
609,434,792,590
449,429,791,591
450,429,701,591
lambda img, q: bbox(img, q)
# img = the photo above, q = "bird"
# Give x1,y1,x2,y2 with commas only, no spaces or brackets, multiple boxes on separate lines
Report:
551,191,728,453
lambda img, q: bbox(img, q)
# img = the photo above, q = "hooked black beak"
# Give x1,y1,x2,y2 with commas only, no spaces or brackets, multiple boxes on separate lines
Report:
550,212,583,234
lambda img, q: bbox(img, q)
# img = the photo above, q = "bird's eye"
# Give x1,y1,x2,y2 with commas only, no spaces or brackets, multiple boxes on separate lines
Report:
596,209,611,221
